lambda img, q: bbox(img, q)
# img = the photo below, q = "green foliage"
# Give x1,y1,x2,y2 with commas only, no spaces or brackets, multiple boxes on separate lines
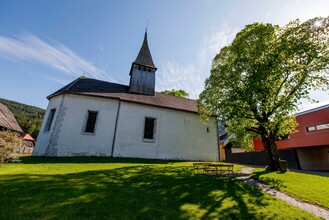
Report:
226,119,254,151
161,89,189,98
0,157,319,219
198,17,329,170
0,131,23,164
0,98,45,138
251,168,329,209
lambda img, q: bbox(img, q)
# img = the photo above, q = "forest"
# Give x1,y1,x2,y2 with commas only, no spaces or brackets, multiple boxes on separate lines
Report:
0,98,45,138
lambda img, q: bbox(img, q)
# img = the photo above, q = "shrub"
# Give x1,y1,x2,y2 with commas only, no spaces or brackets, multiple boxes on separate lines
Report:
0,131,23,164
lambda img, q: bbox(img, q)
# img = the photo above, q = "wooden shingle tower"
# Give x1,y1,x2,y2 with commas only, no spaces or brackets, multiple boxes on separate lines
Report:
129,31,157,95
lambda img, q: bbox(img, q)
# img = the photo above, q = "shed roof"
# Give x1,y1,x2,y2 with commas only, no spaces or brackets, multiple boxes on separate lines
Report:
0,103,23,133
48,77,198,113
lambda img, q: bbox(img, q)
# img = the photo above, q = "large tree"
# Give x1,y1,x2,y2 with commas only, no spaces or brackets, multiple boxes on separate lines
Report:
198,17,329,170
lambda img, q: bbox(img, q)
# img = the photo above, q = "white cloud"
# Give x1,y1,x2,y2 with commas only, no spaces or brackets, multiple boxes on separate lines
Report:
282,0,302,14
274,0,329,25
44,75,71,85
199,23,238,67
157,60,203,99
0,33,114,82
157,24,239,99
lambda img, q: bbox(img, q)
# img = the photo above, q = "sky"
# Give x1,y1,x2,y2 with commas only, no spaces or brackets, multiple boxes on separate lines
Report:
0,0,328,109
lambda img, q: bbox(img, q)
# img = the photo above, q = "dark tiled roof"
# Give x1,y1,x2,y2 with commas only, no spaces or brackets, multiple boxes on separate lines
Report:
0,103,23,132
48,77,197,113
133,32,156,69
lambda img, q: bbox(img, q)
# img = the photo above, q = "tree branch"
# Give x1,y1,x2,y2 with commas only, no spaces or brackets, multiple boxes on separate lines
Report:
246,127,261,135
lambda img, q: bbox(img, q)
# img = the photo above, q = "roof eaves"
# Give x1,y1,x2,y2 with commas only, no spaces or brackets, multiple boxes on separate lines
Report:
296,104,329,116
50,92,198,114
47,77,83,100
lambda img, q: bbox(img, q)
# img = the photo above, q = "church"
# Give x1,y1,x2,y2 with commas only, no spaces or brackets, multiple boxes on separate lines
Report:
33,32,219,161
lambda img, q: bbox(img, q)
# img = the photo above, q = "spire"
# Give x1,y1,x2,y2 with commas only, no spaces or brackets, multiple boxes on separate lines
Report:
129,30,157,96
133,31,157,69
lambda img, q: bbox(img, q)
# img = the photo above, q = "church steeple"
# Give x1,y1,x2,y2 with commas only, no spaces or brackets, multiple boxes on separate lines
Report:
133,32,157,69
129,31,157,96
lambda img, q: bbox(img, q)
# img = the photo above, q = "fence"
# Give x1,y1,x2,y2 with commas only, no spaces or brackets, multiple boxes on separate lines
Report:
225,147,301,170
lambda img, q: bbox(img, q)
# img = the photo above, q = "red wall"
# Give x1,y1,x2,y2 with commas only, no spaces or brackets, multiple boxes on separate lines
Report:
254,106,329,151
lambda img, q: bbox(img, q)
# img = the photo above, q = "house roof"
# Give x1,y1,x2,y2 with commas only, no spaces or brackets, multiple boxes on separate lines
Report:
296,103,329,116
133,32,157,69
48,77,198,113
22,133,35,142
0,103,23,133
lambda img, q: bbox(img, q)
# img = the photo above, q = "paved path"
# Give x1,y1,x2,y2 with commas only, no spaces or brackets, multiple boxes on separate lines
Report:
236,168,329,220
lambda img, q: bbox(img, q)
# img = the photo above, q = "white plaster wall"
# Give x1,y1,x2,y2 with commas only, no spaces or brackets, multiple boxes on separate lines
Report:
33,96,63,156
55,94,119,156
34,94,119,156
113,102,218,161
35,94,218,161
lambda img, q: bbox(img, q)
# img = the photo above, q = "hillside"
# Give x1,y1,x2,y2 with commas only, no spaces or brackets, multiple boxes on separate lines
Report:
0,98,45,138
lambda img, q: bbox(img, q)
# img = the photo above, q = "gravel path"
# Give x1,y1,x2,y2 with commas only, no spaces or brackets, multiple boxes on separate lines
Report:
236,168,329,220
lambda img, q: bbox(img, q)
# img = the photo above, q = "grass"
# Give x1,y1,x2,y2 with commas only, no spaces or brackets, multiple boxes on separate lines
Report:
251,168,329,209
0,156,320,220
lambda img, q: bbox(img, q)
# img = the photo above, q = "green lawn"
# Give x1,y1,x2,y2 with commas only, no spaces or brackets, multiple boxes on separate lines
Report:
251,168,329,209
0,157,320,220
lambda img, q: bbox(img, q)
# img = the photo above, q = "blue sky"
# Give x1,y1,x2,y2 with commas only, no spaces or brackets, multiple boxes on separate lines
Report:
0,0,328,109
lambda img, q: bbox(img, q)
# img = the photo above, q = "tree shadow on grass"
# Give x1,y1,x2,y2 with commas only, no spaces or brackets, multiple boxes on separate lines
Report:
0,165,293,220
250,170,285,190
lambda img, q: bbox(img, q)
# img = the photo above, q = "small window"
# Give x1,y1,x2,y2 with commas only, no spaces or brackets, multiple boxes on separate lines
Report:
44,109,56,131
316,123,329,131
144,117,156,140
85,111,98,133
307,123,329,132
307,126,316,132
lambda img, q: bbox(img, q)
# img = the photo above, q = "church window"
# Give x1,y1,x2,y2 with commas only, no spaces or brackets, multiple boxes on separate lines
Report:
44,109,56,132
144,117,156,140
85,111,98,133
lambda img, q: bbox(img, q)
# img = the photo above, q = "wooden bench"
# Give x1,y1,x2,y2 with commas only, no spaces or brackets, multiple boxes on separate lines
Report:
192,162,212,174
205,164,234,175
193,163,234,175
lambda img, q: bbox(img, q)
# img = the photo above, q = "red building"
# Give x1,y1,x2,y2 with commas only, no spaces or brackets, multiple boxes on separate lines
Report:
254,104,329,171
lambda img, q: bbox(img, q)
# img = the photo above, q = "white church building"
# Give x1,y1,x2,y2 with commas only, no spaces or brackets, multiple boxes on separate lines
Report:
33,32,219,161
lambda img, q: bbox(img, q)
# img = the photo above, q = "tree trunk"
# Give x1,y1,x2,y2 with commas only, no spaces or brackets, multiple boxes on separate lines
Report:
261,136,281,171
